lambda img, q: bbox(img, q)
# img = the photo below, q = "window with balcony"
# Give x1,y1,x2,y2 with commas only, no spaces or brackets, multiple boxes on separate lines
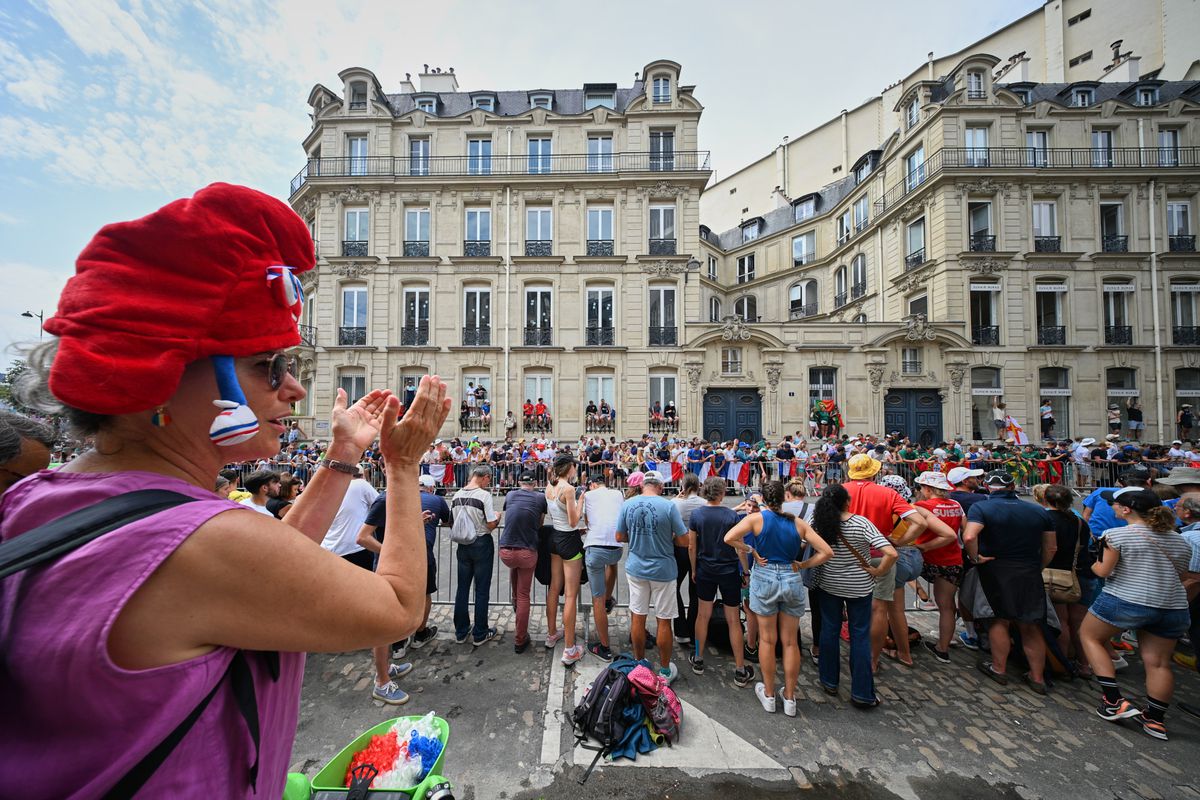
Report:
465,208,491,256
809,367,836,403
1106,368,1137,423
1091,129,1114,167
968,201,994,251
905,218,925,269
1039,367,1072,433
966,71,985,99
905,146,925,191
834,266,847,307
649,286,677,346
1103,279,1134,344
461,371,491,430
908,294,928,318
1159,128,1180,167
792,232,815,266
652,76,670,103
587,206,614,255
853,196,869,232
650,371,678,429
528,137,552,174
901,347,923,375
343,208,369,257
965,126,989,165
340,285,367,346
707,255,717,280
587,135,613,172
1035,280,1066,344
525,207,552,256
836,210,851,245
1137,86,1159,106
339,370,366,404
851,254,867,299
1026,129,1049,167
1100,203,1126,252
789,280,818,319
1177,368,1200,420
741,220,760,243
734,295,757,321
1171,279,1200,345
970,282,1000,345
468,137,492,175
736,254,755,283
524,287,553,346
1071,87,1094,107
404,208,430,257
524,372,553,423
649,205,676,255
650,130,675,171
586,286,614,346
970,366,1002,439
709,296,722,322
721,347,743,375
409,137,430,176
1168,201,1193,251
905,96,919,129
794,197,816,222
585,372,615,431
1032,201,1059,251
463,287,491,346
402,287,430,346
348,135,368,176
348,81,367,110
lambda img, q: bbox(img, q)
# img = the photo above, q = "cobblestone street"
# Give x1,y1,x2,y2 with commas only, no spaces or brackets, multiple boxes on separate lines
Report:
292,607,1200,799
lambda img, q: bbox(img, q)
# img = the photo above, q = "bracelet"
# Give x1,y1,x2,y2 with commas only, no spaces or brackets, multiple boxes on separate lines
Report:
319,458,358,474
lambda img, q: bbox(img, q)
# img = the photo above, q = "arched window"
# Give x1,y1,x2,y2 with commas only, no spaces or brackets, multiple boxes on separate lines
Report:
709,296,722,323
789,280,818,319
851,254,867,298
834,266,847,306
349,81,368,110
970,367,1002,441
1038,367,1071,438
734,295,757,321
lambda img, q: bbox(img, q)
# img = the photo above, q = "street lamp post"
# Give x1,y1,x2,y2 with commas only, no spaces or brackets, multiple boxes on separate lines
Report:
22,310,44,340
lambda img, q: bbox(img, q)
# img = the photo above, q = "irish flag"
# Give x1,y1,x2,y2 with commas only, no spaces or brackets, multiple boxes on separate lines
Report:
426,464,455,486
725,461,751,486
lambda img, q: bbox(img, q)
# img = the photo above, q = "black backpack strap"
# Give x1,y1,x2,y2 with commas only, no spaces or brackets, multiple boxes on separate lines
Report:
0,489,199,579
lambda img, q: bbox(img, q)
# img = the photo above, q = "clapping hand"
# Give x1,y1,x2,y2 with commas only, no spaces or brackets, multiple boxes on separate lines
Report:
330,388,393,453
380,375,451,468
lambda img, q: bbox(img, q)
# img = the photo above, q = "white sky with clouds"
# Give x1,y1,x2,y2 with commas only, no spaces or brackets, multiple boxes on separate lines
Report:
0,0,1038,369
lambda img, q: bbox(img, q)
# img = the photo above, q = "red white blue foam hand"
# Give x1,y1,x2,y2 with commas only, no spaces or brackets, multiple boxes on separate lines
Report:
209,400,261,446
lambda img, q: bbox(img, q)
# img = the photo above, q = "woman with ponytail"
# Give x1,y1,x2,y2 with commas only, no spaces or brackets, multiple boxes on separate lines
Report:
1083,487,1195,741
724,480,832,716
545,455,585,666
810,483,897,709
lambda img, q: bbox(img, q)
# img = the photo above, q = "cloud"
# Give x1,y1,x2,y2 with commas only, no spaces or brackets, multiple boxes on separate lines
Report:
0,38,65,110
0,211,20,225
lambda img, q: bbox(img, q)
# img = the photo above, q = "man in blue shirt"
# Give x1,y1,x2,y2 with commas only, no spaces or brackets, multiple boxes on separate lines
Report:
617,469,688,684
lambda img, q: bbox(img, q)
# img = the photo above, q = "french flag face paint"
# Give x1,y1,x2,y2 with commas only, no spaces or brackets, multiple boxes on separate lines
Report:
267,264,304,321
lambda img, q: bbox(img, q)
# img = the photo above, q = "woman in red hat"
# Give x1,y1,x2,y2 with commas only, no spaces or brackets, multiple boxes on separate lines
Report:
0,184,451,798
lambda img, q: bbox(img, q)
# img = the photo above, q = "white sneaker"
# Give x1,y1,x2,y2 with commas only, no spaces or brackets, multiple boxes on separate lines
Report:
755,682,776,713
780,689,797,717
1111,654,1130,670
1120,631,1139,648
561,644,584,666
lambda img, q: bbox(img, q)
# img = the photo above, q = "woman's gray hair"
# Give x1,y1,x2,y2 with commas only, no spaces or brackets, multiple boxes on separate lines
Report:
13,339,110,438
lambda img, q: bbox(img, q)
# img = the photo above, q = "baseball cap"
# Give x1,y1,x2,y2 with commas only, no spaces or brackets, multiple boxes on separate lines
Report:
983,470,1014,487
1119,464,1151,483
518,471,538,483
1099,486,1162,511
417,474,437,487
946,466,984,485
626,471,646,487
642,470,665,484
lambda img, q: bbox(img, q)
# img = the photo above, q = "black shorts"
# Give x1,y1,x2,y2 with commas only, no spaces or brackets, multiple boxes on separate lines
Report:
551,529,584,561
695,570,742,607
426,544,438,594
343,549,375,571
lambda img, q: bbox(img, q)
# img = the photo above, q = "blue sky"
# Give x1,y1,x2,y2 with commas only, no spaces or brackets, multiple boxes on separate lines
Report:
0,0,1036,368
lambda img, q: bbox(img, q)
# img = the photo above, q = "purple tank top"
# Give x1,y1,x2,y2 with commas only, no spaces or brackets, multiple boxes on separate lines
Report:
0,470,305,798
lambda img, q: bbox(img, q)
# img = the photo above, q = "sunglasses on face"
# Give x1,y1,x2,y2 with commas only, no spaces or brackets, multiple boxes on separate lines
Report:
262,353,298,390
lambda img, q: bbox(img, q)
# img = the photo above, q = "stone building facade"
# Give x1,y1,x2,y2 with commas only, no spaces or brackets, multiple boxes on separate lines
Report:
289,57,1200,445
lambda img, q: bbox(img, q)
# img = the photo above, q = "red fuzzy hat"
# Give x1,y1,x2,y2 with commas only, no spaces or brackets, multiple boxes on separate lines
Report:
43,183,314,416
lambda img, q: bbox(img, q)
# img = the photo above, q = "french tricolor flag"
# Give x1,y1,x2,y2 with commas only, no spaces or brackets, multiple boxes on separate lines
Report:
698,462,711,482
427,464,454,486
776,460,795,479
725,462,751,486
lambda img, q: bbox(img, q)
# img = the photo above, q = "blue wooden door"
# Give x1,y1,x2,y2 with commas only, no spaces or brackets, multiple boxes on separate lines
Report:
703,389,761,442
884,389,943,446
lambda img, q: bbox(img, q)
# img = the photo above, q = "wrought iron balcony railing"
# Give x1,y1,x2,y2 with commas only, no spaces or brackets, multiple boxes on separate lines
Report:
1170,235,1196,252
290,151,712,194
1104,325,1133,345
341,240,368,257
1102,234,1129,253
402,240,430,257
586,239,614,257
649,238,677,256
901,360,924,375
834,291,848,309
400,324,429,346
850,280,867,300
969,234,996,252
1037,326,1066,345
972,325,1000,346
463,240,491,257
966,89,987,100
338,326,367,346
648,326,677,346
1034,236,1062,253
789,303,818,320
524,240,553,257
523,327,553,346
1173,326,1200,345
585,327,615,346
904,248,926,270
461,327,491,347
298,324,316,347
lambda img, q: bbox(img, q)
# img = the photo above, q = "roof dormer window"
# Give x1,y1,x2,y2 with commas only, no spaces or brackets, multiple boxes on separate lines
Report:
530,92,553,110
1013,88,1030,105
741,219,761,243
414,94,437,115
585,92,614,110
349,81,368,111
1137,86,1159,106
793,196,816,223
966,71,985,100
1071,87,1095,107
652,76,670,104
473,95,495,111
905,96,920,129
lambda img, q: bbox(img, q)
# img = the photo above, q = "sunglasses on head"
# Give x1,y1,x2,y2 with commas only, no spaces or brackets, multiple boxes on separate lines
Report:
265,352,298,390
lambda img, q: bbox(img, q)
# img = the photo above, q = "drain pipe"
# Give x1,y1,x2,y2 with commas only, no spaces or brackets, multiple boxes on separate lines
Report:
1148,177,1165,444
504,126,513,419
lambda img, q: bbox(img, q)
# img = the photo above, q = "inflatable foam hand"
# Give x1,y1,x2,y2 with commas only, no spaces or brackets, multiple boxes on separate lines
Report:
210,399,261,446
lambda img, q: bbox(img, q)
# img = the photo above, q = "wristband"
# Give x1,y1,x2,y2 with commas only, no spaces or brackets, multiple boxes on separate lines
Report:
319,458,358,474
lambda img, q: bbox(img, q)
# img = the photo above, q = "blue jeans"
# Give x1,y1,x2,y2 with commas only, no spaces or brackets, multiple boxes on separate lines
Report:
817,589,874,703
454,534,494,641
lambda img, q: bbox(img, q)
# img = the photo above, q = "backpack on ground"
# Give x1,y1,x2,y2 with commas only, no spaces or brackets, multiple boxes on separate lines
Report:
448,494,486,545
626,664,682,745
569,663,635,783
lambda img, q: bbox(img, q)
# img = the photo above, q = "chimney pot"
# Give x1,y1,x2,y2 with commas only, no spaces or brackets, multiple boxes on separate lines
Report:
423,64,429,73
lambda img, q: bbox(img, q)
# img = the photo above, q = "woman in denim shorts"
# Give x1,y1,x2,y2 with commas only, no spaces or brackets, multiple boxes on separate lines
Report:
724,481,832,717
1081,487,1194,741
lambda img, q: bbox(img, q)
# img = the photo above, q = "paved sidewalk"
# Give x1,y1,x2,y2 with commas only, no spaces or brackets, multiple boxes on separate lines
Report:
291,607,1200,799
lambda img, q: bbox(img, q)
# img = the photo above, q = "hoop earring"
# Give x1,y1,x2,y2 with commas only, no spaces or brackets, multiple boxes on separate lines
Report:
151,406,171,427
